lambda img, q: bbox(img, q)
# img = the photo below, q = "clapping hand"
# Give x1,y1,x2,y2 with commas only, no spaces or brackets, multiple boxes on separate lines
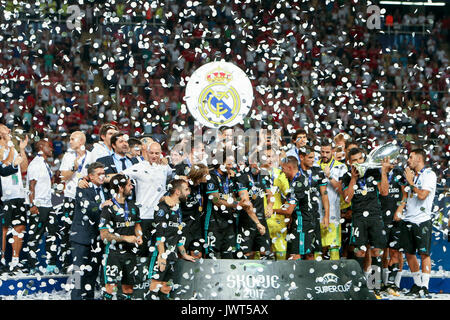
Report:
13,155,23,167
19,135,29,151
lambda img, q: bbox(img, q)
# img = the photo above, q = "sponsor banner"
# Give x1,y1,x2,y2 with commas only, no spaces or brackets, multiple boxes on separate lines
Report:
170,259,376,300
131,258,151,299
185,61,253,129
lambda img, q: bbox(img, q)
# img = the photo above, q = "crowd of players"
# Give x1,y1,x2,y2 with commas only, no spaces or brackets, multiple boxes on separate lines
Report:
0,123,439,300
0,1,448,183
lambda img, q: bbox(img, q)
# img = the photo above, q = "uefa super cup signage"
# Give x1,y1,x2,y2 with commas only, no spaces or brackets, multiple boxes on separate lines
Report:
185,61,253,129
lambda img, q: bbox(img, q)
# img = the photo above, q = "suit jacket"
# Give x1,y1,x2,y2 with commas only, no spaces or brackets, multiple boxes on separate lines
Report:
97,155,138,200
70,185,110,246
96,155,139,175
0,164,19,200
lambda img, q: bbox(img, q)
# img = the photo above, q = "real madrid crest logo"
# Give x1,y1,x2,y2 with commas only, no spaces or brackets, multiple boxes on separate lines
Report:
185,61,253,128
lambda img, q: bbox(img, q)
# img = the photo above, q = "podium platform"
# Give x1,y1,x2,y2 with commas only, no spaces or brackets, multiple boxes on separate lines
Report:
0,274,69,297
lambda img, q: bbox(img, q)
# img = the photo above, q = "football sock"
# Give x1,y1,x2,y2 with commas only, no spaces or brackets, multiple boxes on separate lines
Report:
421,273,430,289
382,268,389,286
394,270,403,288
412,271,422,287
371,256,382,289
330,248,340,260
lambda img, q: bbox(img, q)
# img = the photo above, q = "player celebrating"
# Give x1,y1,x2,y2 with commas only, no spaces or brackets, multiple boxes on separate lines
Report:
147,179,196,300
378,159,407,296
319,139,347,260
280,150,329,261
0,126,28,274
263,148,290,260
180,163,209,259
286,129,308,163
400,149,437,298
235,162,272,259
99,174,143,300
341,148,390,299
203,155,243,259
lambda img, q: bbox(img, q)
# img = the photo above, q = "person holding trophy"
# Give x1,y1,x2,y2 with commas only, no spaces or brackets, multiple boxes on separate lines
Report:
341,146,392,299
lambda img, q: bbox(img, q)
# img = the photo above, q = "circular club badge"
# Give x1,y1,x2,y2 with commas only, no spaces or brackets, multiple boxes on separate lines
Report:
185,61,253,128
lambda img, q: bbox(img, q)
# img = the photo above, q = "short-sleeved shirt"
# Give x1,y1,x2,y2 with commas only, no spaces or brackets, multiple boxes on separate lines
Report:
235,170,272,225
287,168,326,222
204,169,237,228
26,155,52,207
180,182,204,224
379,167,406,224
299,167,327,218
154,201,184,249
99,200,141,254
341,168,382,218
404,167,437,224
267,168,289,210
122,161,172,220
1,149,25,201
318,158,347,224
59,150,94,199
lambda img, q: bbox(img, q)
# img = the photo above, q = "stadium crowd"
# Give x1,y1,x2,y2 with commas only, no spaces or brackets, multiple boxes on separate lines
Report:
0,0,447,300
0,1,448,177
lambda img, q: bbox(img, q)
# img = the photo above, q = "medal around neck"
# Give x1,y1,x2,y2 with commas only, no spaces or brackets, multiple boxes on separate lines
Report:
185,61,253,128
353,143,401,177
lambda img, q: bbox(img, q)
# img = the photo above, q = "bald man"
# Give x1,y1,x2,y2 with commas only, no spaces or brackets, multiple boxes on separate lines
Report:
59,131,95,272
122,141,173,258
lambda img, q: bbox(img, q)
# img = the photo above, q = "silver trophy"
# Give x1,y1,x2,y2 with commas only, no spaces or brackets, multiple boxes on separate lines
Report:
354,142,401,176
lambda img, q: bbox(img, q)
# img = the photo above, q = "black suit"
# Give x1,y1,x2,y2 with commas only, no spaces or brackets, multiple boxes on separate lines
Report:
96,154,138,200
96,154,138,175
69,185,108,300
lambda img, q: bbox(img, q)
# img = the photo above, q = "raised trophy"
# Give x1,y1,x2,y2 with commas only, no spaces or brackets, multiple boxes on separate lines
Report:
353,142,401,177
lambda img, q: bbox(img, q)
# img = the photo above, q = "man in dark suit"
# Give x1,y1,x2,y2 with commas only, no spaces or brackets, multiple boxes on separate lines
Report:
70,162,111,300
96,132,138,200
96,132,139,175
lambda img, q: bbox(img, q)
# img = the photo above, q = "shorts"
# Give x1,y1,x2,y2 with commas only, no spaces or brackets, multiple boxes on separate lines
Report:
137,219,154,257
183,219,204,254
340,210,352,247
321,223,341,248
236,221,271,255
1,198,27,227
400,220,432,255
287,216,322,256
103,252,138,286
350,216,386,250
266,213,287,259
204,220,236,258
383,219,402,250
148,246,177,282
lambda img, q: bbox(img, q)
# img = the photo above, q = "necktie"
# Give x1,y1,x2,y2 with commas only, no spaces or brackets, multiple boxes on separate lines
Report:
95,187,102,202
120,158,127,171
